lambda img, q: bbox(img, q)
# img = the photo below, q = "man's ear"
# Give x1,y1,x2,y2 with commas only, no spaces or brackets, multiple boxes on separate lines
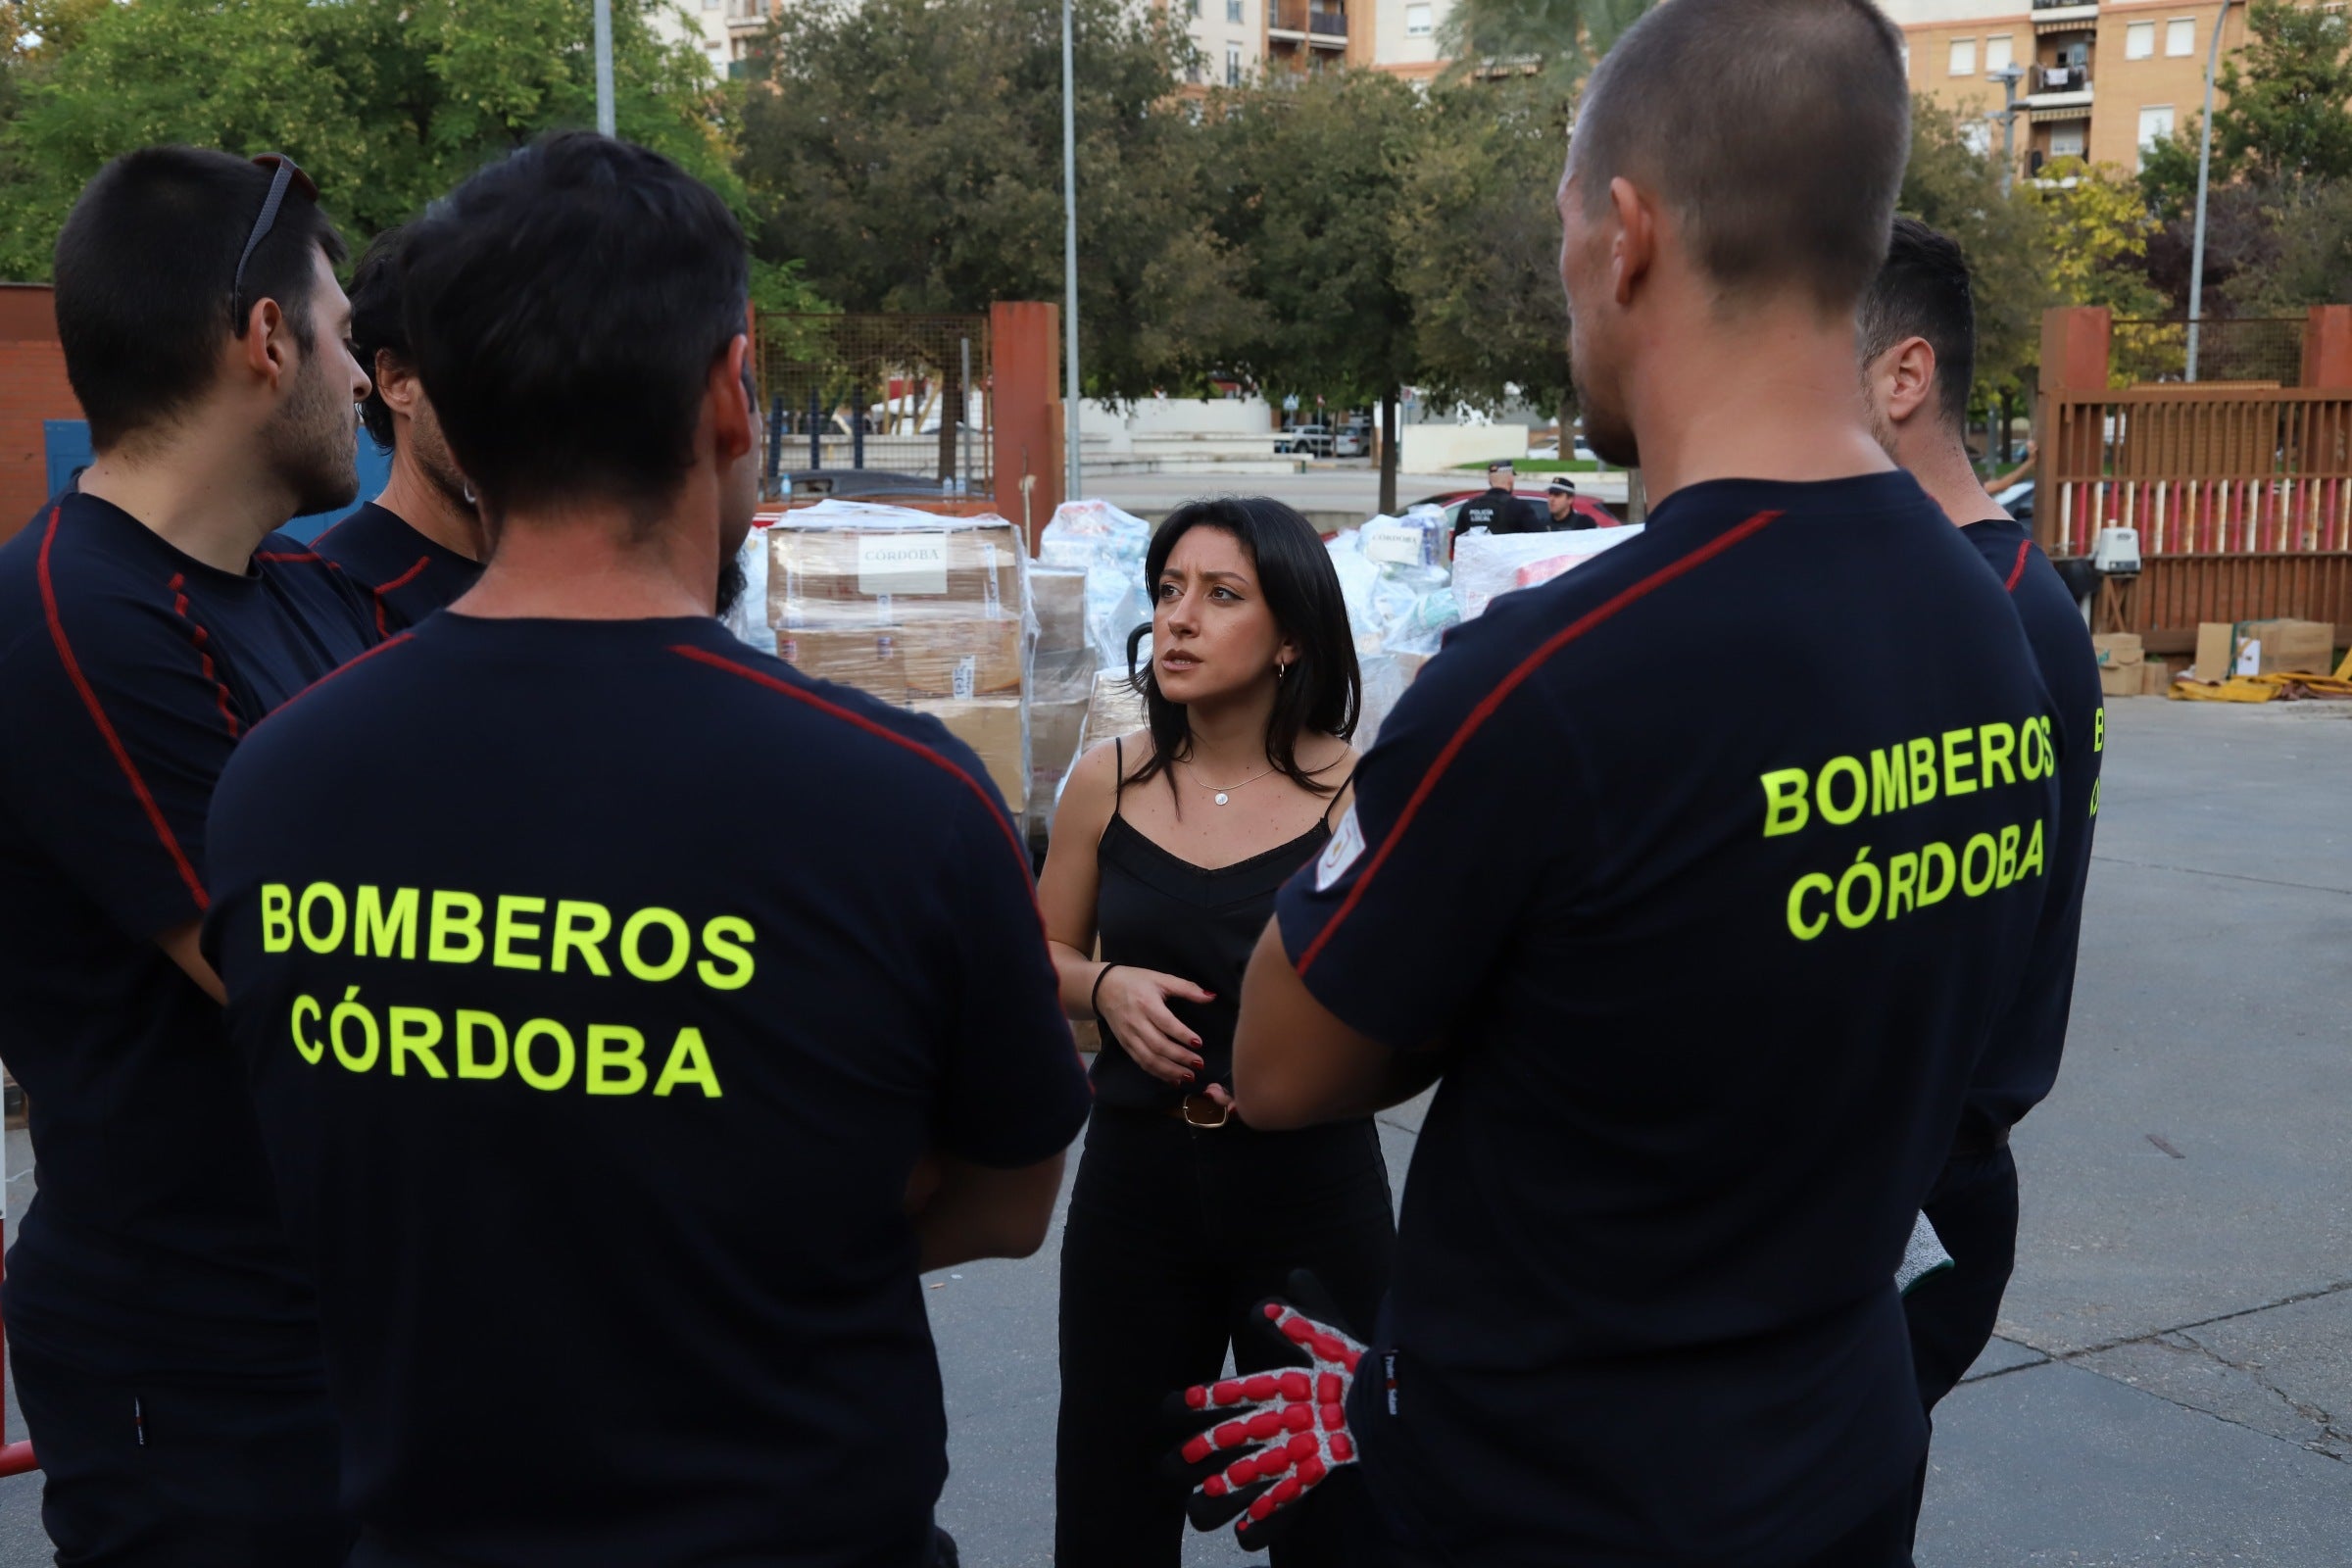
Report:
1608,176,1655,309
1881,336,1937,429
709,334,755,465
237,298,295,392
374,349,424,420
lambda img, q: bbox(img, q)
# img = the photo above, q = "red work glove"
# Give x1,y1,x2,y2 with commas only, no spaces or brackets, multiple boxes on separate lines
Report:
1169,1278,1366,1552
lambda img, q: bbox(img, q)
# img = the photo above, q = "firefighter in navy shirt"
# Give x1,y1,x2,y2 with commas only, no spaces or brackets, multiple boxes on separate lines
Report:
312,223,484,632
1861,217,2104,1531
0,147,373,1563
203,133,1091,1568
1205,4,2061,1563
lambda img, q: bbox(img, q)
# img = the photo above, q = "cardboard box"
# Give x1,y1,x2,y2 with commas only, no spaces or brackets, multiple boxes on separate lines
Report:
2193,622,2234,683
1032,568,1088,654
776,619,1024,699
2142,660,2175,697
1031,696,1090,785
909,697,1027,811
2099,663,2143,698
2235,618,2335,677
1076,668,1149,762
2091,632,2143,669
768,522,1025,627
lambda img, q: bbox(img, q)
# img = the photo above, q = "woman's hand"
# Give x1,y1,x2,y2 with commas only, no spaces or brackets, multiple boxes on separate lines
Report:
1096,964,1216,1086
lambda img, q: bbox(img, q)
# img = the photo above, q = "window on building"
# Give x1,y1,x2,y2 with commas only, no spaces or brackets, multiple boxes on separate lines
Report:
704,0,719,10
1986,35,2013,73
2137,105,2176,169
2166,18,2194,55
1227,42,1242,86
1406,2,1433,36
1228,0,1245,21
2126,21,2155,58
1948,37,1976,76
2049,122,2086,160
1188,0,1200,17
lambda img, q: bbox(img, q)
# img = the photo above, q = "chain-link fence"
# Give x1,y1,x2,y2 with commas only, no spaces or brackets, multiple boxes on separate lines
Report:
2110,318,2306,389
755,314,991,500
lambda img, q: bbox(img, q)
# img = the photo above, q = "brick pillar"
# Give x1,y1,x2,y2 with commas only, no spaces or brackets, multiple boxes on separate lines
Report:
2038,306,2110,395
2036,307,2111,558
989,301,1063,550
0,284,82,545
2301,305,2352,390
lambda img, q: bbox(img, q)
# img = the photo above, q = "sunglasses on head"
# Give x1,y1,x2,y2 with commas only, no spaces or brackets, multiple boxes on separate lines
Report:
230,153,320,323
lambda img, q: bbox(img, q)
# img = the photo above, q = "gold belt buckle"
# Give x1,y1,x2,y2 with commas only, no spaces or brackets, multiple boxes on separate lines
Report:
1180,1093,1232,1129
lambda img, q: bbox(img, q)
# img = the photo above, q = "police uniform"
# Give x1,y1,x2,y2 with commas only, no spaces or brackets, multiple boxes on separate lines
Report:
202,611,1093,1567
1277,472,2061,1564
0,491,375,1564
1902,515,2103,1499
312,501,482,636
1450,485,1525,538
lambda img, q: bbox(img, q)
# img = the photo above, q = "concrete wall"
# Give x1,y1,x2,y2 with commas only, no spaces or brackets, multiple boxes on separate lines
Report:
1399,422,1528,472
0,285,79,544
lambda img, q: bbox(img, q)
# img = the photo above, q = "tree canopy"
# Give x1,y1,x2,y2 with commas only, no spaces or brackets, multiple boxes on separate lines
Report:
0,0,734,279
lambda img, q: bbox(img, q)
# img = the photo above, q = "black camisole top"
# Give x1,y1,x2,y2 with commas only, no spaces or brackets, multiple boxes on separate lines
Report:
1090,737,1342,1111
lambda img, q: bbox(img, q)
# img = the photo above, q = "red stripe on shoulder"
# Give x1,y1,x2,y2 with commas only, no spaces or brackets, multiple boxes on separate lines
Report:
1296,509,1782,977
365,557,432,639
167,571,244,740
35,507,210,913
252,632,416,728
2004,538,2032,594
668,643,1036,891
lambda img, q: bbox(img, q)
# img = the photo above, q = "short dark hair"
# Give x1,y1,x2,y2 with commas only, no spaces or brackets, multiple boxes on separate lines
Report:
1860,217,1977,434
399,132,750,521
1124,498,1360,797
349,224,412,453
54,145,346,451
1571,0,1910,315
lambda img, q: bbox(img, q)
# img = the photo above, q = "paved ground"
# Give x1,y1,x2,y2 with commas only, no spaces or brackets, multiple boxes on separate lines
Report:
1085,464,1628,521
1,697,2345,1563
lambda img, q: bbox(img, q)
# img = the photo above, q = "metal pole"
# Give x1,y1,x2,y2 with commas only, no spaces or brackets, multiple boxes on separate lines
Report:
960,337,974,498
593,0,615,137
853,383,865,470
1061,0,1082,504
2186,0,2233,385
1999,74,2018,198
808,385,821,470
765,394,784,494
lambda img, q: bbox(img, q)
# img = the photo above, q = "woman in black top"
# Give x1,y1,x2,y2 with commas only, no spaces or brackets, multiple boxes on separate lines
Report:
1039,498,1396,1566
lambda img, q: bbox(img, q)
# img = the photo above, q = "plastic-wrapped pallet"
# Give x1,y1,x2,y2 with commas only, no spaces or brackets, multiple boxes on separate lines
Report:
1037,498,1152,671
1027,565,1097,838
1450,524,1643,620
765,501,1035,811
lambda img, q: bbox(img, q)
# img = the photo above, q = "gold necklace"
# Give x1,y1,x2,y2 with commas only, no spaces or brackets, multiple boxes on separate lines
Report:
1184,758,1276,806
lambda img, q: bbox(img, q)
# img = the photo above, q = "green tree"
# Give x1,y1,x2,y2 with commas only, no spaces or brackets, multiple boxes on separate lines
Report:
1896,95,2048,401
1202,70,1428,513
0,0,732,279
2031,157,2165,320
1395,80,1573,433
1438,0,1652,97
735,0,1242,397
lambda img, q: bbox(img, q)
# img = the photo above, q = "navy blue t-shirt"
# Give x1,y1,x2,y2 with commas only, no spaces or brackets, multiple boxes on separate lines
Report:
1277,473,2060,1562
0,491,375,1380
311,501,481,634
203,612,1092,1566
1956,515,2102,1140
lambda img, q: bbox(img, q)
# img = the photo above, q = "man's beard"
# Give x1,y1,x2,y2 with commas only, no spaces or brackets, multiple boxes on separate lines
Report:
1570,365,1640,470
266,349,360,516
716,554,749,618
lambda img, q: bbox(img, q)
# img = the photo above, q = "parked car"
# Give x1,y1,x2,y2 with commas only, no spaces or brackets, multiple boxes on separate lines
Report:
1332,426,1369,458
1277,424,1335,457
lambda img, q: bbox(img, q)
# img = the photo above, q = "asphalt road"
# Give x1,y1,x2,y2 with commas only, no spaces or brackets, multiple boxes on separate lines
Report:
2,697,2346,1564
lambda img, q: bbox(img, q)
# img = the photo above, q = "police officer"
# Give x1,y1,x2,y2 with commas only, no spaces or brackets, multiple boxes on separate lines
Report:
1450,459,1532,538
1541,476,1598,531
0,147,373,1565
1217,2,2061,1562
202,133,1091,1568
312,223,485,634
1860,216,2103,1538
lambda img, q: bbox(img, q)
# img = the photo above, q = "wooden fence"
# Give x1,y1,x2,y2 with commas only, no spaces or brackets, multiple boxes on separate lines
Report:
2042,386,2352,652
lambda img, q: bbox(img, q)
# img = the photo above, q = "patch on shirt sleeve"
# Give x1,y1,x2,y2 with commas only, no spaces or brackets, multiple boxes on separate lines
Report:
1315,805,1366,892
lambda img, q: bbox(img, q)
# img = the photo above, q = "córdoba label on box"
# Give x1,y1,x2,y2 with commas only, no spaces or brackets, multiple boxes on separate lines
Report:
857,533,950,597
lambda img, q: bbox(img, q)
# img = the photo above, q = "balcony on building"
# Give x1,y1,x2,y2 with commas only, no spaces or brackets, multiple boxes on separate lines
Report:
1268,1,1348,50
2032,0,2099,35
726,0,768,32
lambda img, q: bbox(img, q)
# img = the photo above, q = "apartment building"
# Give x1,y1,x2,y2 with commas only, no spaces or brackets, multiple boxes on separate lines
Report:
654,0,778,77
1881,0,2256,174
1166,0,1456,80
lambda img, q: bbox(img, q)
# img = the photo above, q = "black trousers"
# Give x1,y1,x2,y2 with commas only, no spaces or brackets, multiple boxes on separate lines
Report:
11,1343,350,1568
1054,1105,1396,1568
1902,1144,2021,1541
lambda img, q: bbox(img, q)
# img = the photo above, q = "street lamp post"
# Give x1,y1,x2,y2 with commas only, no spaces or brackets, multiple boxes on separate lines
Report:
1061,0,1083,505
1986,63,2027,198
593,0,615,137
2186,0,2235,384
